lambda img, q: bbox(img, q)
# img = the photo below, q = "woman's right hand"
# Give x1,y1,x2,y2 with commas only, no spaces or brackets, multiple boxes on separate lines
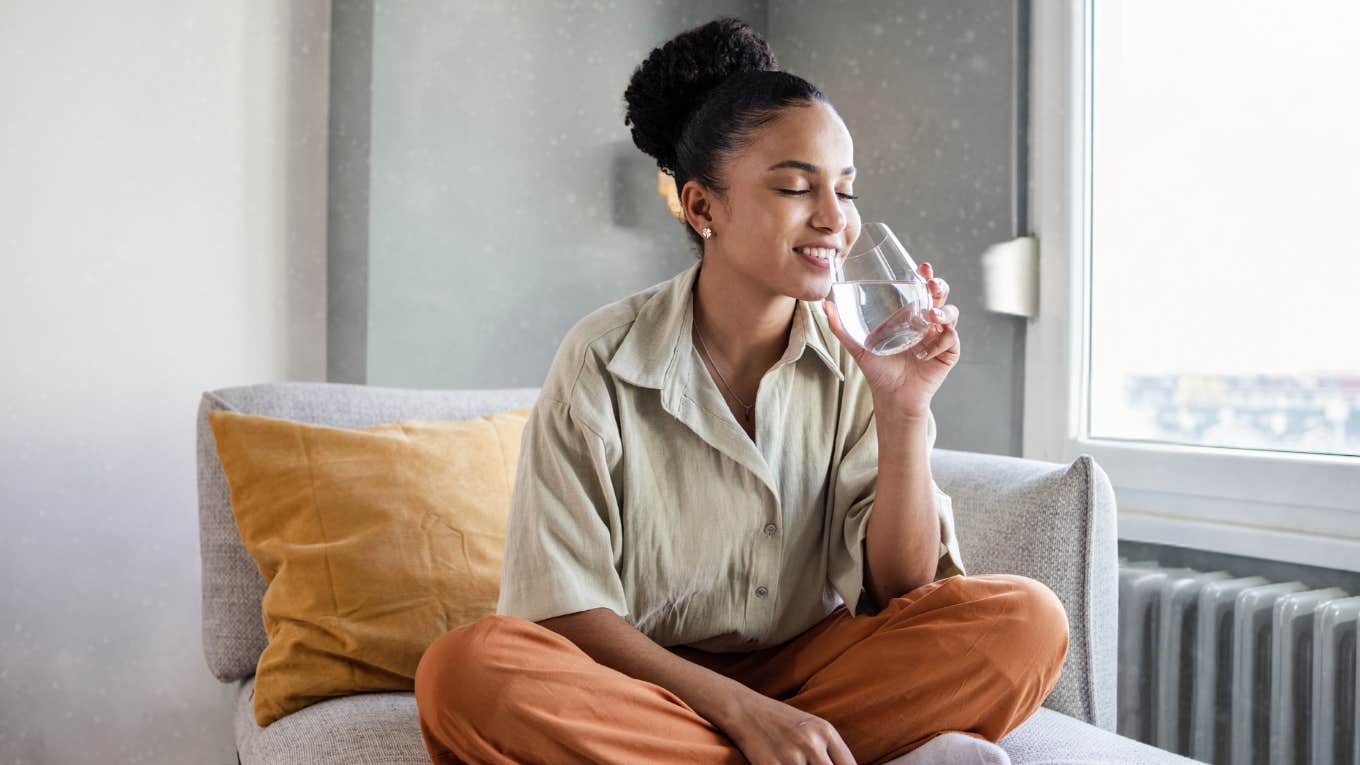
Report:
716,689,856,765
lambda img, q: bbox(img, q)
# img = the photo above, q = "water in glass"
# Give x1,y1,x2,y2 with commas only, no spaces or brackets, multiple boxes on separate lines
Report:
828,278,931,356
829,222,933,356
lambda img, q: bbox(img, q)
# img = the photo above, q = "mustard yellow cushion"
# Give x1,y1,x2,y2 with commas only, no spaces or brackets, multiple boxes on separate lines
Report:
207,408,531,726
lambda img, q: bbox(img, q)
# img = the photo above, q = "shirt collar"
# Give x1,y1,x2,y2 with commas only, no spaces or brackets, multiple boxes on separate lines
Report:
606,261,846,390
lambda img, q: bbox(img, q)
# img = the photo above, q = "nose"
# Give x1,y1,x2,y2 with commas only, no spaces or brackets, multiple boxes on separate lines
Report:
811,188,847,235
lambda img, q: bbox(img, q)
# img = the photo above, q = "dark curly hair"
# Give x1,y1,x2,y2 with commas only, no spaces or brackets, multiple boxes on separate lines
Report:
623,17,830,256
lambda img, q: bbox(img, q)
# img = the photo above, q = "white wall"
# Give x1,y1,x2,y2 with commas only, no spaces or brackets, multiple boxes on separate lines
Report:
0,2,330,762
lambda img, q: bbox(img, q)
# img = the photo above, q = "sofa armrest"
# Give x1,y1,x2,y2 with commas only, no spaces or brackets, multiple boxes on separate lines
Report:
929,449,1118,732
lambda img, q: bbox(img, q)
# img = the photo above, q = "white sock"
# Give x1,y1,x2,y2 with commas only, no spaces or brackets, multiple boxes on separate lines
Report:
895,731,1012,765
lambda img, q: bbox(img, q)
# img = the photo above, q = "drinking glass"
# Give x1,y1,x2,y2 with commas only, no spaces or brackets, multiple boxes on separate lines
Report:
828,222,934,356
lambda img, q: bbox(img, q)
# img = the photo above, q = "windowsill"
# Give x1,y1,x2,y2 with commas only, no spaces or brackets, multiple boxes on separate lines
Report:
1072,437,1359,572
1118,506,1360,574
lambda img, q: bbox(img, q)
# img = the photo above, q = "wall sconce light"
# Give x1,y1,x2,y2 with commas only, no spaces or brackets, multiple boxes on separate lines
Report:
657,169,684,221
980,235,1039,318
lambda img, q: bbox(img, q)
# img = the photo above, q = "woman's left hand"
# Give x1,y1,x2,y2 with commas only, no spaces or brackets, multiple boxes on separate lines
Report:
822,261,960,419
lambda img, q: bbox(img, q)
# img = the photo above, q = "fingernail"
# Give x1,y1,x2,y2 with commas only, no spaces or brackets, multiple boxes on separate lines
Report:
915,349,928,359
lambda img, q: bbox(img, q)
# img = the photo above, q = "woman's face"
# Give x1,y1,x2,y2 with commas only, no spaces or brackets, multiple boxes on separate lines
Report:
691,100,862,302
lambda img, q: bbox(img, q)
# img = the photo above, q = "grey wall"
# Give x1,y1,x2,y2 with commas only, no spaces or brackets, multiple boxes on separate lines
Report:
345,0,1027,455
0,1,331,762
768,0,1026,456
355,0,767,389
328,0,375,384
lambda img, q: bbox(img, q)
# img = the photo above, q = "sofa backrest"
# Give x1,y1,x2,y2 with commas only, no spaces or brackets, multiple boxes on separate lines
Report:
196,381,542,682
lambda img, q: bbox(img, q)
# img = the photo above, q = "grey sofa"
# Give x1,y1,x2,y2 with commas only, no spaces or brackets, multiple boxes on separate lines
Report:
198,381,1203,764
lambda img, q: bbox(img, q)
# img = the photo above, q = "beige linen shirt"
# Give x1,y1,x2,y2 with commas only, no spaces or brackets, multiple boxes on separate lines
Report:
496,261,966,652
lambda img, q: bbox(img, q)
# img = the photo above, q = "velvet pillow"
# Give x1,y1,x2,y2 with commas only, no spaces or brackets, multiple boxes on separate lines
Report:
208,408,530,726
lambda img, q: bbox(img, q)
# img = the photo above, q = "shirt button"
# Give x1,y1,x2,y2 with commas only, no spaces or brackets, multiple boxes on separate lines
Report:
755,585,769,598
763,523,777,536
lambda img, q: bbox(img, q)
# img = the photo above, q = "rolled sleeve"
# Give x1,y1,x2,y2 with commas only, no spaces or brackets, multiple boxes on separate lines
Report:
828,406,968,617
495,398,630,623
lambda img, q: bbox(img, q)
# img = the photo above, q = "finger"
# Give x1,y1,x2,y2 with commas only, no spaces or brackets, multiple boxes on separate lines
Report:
807,739,836,765
914,324,960,362
928,276,950,308
925,303,959,329
821,299,866,357
826,735,857,765
916,316,953,352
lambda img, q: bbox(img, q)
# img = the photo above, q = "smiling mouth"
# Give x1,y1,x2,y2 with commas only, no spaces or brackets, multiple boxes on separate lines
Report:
793,246,837,262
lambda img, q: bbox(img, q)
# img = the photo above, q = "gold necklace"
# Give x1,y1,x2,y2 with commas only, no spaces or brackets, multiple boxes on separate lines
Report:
693,322,754,424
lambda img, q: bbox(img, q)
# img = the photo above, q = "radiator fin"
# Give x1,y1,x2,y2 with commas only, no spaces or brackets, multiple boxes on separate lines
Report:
1116,558,1358,765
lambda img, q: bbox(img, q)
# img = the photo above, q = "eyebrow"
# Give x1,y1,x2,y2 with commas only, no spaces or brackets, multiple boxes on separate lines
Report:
766,160,856,176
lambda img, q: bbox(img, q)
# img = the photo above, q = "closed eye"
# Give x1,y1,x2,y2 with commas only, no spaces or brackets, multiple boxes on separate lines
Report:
777,189,860,200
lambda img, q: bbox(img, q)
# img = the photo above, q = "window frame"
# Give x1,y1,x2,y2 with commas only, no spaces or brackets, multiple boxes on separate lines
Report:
1023,0,1360,573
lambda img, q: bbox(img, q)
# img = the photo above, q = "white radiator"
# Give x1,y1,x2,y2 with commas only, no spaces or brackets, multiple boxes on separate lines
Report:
1117,558,1360,764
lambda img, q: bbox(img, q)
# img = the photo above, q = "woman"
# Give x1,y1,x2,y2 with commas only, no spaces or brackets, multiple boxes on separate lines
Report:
414,17,1068,765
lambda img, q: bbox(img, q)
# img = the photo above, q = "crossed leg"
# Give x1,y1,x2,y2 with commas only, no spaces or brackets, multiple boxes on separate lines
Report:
414,612,745,764
415,574,1069,765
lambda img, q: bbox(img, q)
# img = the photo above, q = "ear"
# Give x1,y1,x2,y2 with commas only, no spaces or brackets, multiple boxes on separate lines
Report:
679,180,714,236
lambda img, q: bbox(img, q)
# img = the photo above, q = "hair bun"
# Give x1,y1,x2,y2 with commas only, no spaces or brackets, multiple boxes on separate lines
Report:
623,17,779,174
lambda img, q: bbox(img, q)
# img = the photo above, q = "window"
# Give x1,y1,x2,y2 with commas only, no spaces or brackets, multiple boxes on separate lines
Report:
1025,0,1360,571
1089,0,1360,459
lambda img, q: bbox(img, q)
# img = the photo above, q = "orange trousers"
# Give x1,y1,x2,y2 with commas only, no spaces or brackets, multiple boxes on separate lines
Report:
414,573,1069,764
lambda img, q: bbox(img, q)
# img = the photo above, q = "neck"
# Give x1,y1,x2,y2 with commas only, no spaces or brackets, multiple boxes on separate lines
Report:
691,257,796,382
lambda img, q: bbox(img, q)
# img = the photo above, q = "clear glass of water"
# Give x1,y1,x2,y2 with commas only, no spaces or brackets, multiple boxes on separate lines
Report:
828,222,934,356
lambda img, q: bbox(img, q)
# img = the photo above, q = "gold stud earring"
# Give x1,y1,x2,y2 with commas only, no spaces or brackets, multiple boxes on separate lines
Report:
701,227,712,239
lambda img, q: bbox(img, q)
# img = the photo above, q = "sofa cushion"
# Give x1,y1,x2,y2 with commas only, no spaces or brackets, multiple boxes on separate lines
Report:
209,408,530,726
233,678,1203,765
198,383,544,684
997,707,1206,763
235,676,430,765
